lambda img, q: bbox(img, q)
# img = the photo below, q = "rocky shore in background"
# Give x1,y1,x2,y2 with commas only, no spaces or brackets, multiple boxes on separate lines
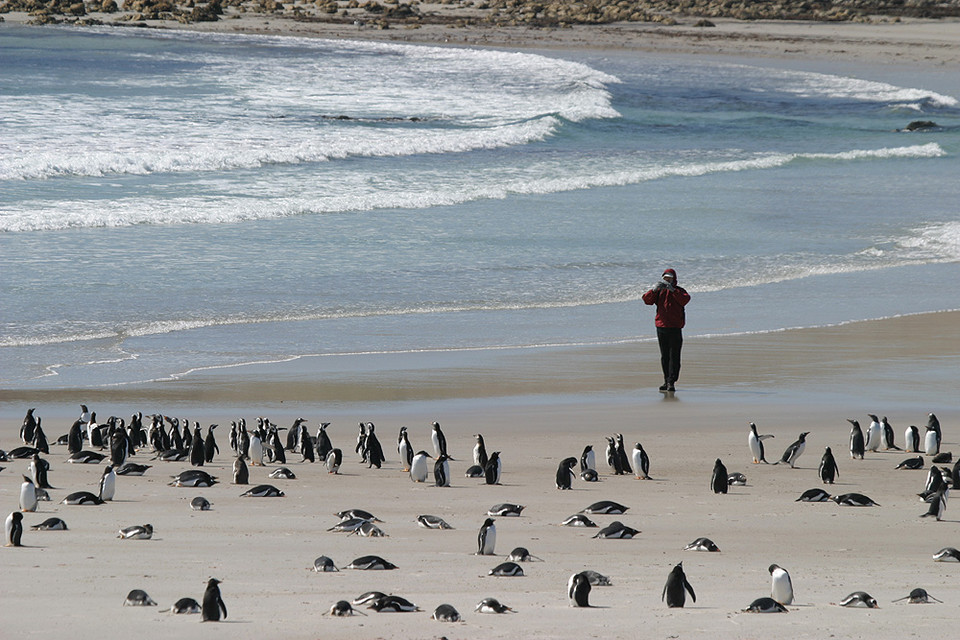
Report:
3,0,960,30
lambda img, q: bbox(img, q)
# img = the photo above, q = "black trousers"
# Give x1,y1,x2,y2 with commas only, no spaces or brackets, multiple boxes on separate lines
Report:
656,327,683,383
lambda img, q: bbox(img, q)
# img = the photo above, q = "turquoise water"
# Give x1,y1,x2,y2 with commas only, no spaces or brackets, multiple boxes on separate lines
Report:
2,25,959,392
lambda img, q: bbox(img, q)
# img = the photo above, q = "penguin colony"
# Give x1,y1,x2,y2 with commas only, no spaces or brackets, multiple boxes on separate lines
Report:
1,407,956,629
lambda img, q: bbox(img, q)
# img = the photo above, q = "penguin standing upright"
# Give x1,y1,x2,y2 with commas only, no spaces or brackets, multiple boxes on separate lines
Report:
99,465,116,501
477,518,496,555
204,424,220,463
30,453,52,489
268,426,286,465
190,424,205,467
315,423,332,461
398,427,413,472
431,422,448,458
848,419,865,459
615,434,632,475
711,459,728,494
769,564,794,605
410,450,431,483
748,422,774,464
248,428,263,466
201,578,227,622
556,457,577,490
473,434,488,469
5,511,24,547
21,408,37,445
920,486,948,521
605,437,619,474
32,418,49,454
299,422,314,463
865,415,882,453
484,451,502,485
67,419,83,454
776,432,809,468
233,456,249,485
110,423,129,467
881,417,900,450
363,423,384,469
632,443,650,480
568,572,592,607
925,423,941,456
19,476,38,513
580,445,595,473
434,454,451,488
905,425,920,453
928,413,942,445
819,446,839,484
662,562,696,608
325,448,342,474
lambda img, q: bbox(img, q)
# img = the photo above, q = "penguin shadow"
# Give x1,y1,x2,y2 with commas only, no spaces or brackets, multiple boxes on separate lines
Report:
660,392,680,403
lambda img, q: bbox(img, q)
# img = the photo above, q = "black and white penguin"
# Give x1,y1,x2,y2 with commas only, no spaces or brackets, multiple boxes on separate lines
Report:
507,546,543,562
354,521,387,538
683,537,720,552
881,417,900,450
474,597,514,614
488,561,524,577
167,597,202,614
124,589,157,606
363,422,384,469
832,492,879,507
67,450,105,464
20,408,37,445
615,434,632,475
116,462,151,476
769,564,794,605
325,448,342,474
905,425,920,453
924,422,941,456
248,428,263,466
335,508,382,522
568,572,592,607
326,600,364,617
743,597,788,613
189,424,205,467
30,517,68,531
313,556,338,572
580,500,629,515
711,458,728,494
109,423,129,468
204,424,219,463
893,588,943,604
487,503,524,517
267,467,296,480
201,578,227,621
190,497,212,511
431,422,448,458
556,457,577,490
560,514,598,527
67,419,83,454
580,468,599,482
287,417,305,452
928,412,942,445
477,518,496,555
315,423,332,462
434,454,451,488
748,422,774,464
343,555,398,570
896,456,924,470
19,475,38,513
484,451,502,485
368,595,419,612
920,486,948,521
604,436,619,474
839,591,878,608
416,514,453,529
99,465,116,501
431,603,461,622
796,488,832,502
169,469,217,488
117,524,154,540
582,570,613,586
632,443,650,480
932,547,960,562
474,433,488,469
33,418,49,454
662,562,696,608
580,444,595,473
299,422,314,463
239,484,284,498
728,472,747,485
232,456,249,485
410,450,431,483
819,447,839,484
865,414,882,453
776,431,809,468
5,511,23,546
86,412,102,449
848,419,865,459
60,490,104,505
355,422,367,461
592,521,640,539
397,426,413,472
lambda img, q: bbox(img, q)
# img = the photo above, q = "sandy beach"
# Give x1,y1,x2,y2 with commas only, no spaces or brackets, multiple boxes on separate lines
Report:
3,11,960,639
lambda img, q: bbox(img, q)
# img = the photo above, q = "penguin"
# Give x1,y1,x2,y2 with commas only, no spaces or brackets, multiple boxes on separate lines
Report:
839,591,878,608
743,597,788,613
335,508,382,522
487,503,524,517
434,453,451,487
604,436,620,474
167,597,202,614
190,497,212,511
328,517,371,533
313,556,338,572
363,422,384,469
87,412,102,449
189,425,205,467
20,408,37,444
299,422,314,463
99,465,116,501
416,514,453,529
796,488,832,502
892,588,943,604
5,511,23,547
431,604,461,622
60,491,104,505
556,456,577,490
832,492,879,507
352,591,387,606
239,484,284,497
33,418,49,454
683,537,720,552
819,446,839,484
711,458,728,494
484,451,502,485
865,414,882,452
287,417,304,452
922,466,943,495
124,589,157,606
109,424,129,468
67,419,83,454
662,562,696,608
488,561,524,577
629,442,650,479
580,444,595,473
924,422,940,456
431,422,448,458
267,467,296,480
325,448,342,474
355,422,367,461
326,600,364,617
881,417,900,450
896,456,924,470
117,524,154,540
410,450,431,483
848,419,865,459
201,578,227,622
315,423,332,461
474,597,514,614
769,564,794,605
116,462,151,476
507,546,543,562
368,595,420,612
920,486,948,521
352,521,387,537
727,471,747,485
928,412,942,444
581,468,599,482
231,456,248,485
267,425,286,465
169,469,217,488
581,570,613,586
592,521,640,539
615,434,632,475
933,451,953,464
932,547,960,562
67,450,105,464
204,424,219,463
776,432,809,468
249,427,265,466
342,555,398,570
397,426,413,472
580,500,629,515
748,422,774,464
568,572,592,607
474,433,488,469
905,425,920,453
19,475,38,513
477,517,496,555
560,514,598,527
30,517,68,531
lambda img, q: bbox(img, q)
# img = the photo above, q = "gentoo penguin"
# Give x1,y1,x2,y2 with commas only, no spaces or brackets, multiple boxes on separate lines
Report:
87,412,102,449
474,597,514,613
431,603,461,622
67,419,83,454
881,417,900,450
110,423,129,468
169,469,217,488
117,524,154,540
328,518,371,533
342,555,398,570
928,412,942,444
189,424,205,467
474,434,489,468
581,468,599,482
335,508,382,522
580,444,595,473
32,417,49,454
592,521,640,539
488,503,524,517
893,588,943,604
507,546,543,562
848,419,865,459
397,427,413,472
581,570,612,586
352,591,387,606
477,518,496,555
368,595,420,612
605,436,620,474
556,457,577,490
865,414,882,452
325,448,342,474
776,432,809,468
239,484,284,497
580,500,629,515
933,451,953,463
748,422,774,464
99,465,116,501
484,451,502,485
684,537,720,552
896,456,924,470
632,443,651,479
20,408,37,444
711,458,728,494
568,572,592,607
190,497,212,511
431,422,448,458
314,423,333,461
924,422,940,456
819,447,839,484
167,597,202,614
267,467,296,480
465,464,485,477
743,597,788,613
248,429,263,466
488,561,524,577
796,488,832,502
5,511,23,546
313,556,338,572
932,547,960,562
204,424,219,463
839,591,878,608
662,562,696,608
201,578,227,621
355,422,367,461
299,421,314,463
905,425,920,453
363,422,384,469
410,450,431,483
59,490,104,505
769,564,794,605
67,450,105,464
287,417,304,452
560,514,598,527
434,454,451,488
832,492,879,507
920,486,948,521
326,600,365,617
116,462,151,476
615,434,632,475
19,475,38,513
416,514,454,529
30,517,68,531
124,589,157,606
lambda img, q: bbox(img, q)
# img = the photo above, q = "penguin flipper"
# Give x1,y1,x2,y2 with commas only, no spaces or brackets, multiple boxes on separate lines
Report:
684,579,696,603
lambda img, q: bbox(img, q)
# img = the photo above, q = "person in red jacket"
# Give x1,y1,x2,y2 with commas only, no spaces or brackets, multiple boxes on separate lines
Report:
642,268,691,392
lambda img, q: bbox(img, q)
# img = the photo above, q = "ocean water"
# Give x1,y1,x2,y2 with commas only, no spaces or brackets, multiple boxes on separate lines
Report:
2,25,959,397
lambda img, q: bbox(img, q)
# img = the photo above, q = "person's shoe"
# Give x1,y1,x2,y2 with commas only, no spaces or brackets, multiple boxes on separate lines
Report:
659,382,669,392
666,382,676,392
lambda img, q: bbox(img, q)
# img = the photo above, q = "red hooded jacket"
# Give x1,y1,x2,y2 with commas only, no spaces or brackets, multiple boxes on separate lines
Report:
642,268,690,328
